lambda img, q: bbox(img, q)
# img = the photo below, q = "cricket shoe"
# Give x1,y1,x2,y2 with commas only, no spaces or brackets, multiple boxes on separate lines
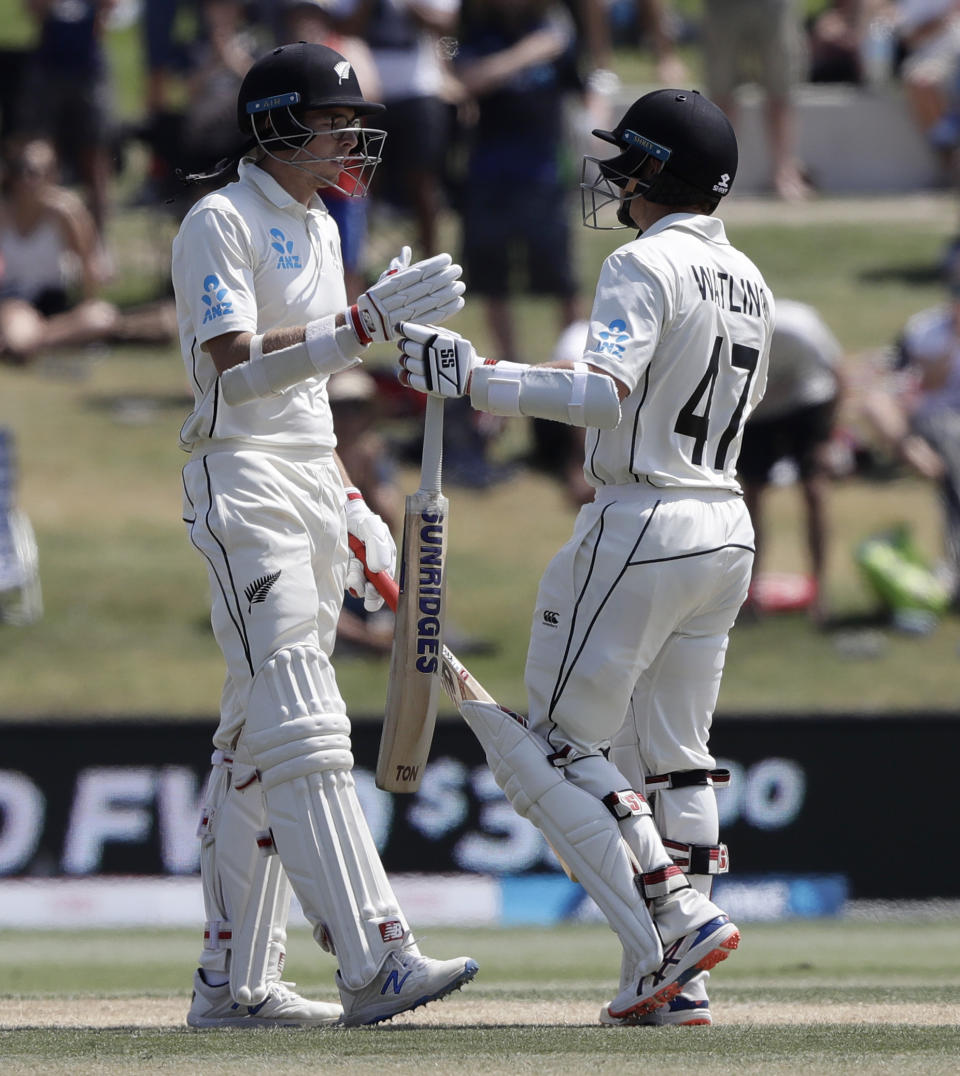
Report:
338,951,478,1026
604,915,739,1022
187,969,343,1028
600,994,712,1027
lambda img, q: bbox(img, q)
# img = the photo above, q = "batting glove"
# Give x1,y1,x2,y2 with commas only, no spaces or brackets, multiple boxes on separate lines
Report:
396,321,483,398
377,245,412,280
344,488,396,612
347,253,465,347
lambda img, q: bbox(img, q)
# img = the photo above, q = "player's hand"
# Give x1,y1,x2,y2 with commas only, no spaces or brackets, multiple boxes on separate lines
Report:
396,321,482,398
348,253,465,346
377,245,412,281
344,489,396,612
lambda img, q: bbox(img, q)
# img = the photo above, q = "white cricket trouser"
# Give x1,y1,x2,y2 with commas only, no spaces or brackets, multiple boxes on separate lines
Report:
525,484,754,772
181,446,348,748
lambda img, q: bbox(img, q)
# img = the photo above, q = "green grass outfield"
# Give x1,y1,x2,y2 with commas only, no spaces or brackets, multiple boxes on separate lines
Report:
2,919,959,1074
3,195,960,717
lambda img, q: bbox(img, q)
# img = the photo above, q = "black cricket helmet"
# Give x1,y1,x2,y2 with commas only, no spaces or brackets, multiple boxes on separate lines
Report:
581,89,737,229
237,42,386,197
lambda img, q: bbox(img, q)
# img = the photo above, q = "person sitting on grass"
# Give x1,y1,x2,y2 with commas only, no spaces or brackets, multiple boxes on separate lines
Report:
0,138,174,366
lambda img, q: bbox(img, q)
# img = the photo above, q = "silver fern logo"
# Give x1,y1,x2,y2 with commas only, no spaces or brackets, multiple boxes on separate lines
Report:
245,570,281,612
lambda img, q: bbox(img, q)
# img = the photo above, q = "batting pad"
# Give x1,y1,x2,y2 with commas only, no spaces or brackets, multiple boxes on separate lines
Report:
241,646,413,990
459,700,663,976
197,746,292,1005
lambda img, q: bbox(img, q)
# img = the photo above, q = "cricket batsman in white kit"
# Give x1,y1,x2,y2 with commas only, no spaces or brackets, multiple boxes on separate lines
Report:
397,89,774,1025
172,42,477,1027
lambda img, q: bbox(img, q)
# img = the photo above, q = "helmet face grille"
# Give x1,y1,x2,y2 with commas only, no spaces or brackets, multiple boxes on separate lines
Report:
580,156,645,230
250,108,387,197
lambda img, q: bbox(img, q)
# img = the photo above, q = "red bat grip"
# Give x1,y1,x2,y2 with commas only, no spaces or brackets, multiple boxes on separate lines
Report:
348,533,399,612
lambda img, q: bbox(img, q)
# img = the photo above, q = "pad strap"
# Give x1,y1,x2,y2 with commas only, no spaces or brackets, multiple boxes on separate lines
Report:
645,768,731,792
663,839,730,875
638,864,689,900
203,920,233,951
602,789,653,821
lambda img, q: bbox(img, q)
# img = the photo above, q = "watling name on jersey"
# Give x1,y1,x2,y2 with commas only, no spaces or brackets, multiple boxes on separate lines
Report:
690,265,769,318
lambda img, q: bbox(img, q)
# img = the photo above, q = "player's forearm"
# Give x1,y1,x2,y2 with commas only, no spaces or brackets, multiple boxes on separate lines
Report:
215,316,365,405
457,29,568,96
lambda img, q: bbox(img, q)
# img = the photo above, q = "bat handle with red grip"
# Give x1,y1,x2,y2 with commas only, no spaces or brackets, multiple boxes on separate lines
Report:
348,534,399,613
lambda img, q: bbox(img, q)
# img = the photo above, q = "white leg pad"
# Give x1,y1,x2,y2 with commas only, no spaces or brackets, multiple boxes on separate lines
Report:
241,646,413,991
197,746,292,1005
459,700,662,972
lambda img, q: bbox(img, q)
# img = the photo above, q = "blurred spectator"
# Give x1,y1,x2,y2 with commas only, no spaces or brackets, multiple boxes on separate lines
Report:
0,137,116,363
0,138,174,365
17,0,118,238
447,0,582,487
738,299,846,625
808,0,870,83
860,250,960,605
606,0,689,83
328,367,401,654
337,0,460,258
177,0,261,188
454,0,581,363
890,0,960,168
699,0,812,201
282,0,382,299
142,0,193,117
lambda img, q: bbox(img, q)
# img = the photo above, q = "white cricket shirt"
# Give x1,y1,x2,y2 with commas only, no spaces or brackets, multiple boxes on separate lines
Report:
582,213,774,491
172,159,348,451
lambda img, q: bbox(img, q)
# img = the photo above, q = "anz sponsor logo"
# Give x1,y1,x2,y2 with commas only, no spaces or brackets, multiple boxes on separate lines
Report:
596,318,629,358
269,228,302,270
415,511,445,674
200,274,233,324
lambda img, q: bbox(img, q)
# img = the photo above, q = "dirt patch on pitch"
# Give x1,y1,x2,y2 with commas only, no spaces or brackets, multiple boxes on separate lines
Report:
2,997,957,1028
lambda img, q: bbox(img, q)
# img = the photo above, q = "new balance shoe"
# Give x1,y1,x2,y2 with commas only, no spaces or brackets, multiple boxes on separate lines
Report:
604,914,739,1021
338,951,478,1026
600,994,712,1026
187,969,343,1028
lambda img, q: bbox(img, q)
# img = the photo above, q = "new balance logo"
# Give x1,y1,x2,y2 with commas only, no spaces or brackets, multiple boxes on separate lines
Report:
378,920,405,943
380,969,412,996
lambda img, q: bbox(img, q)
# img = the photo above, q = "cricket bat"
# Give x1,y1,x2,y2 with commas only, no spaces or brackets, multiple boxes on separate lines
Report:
350,534,578,883
348,532,495,714
376,395,449,792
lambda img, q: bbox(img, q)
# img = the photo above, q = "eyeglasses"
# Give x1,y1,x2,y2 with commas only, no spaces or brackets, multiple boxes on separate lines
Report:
308,116,361,134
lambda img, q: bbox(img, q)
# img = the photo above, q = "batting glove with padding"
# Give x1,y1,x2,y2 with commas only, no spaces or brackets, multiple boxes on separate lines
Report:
396,321,485,398
348,253,465,346
343,488,396,612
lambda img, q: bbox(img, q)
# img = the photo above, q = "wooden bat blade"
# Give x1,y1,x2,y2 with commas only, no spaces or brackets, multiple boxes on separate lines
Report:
375,487,448,792
348,534,492,712
350,535,577,883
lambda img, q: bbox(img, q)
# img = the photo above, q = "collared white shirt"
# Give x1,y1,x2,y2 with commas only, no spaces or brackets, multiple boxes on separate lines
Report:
582,213,774,491
172,159,347,451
